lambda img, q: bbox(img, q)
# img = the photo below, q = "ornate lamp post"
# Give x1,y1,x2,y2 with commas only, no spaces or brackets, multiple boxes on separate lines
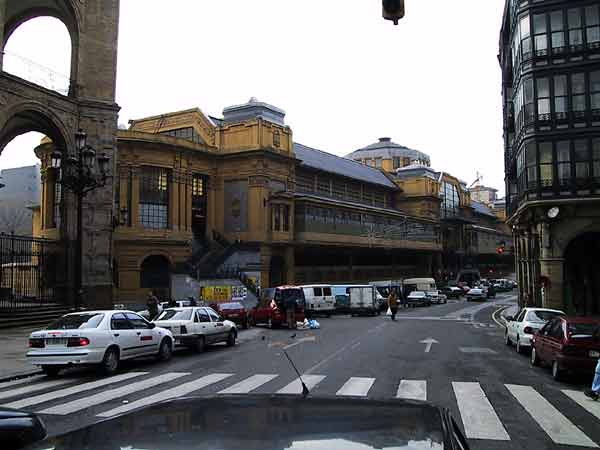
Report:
51,129,110,308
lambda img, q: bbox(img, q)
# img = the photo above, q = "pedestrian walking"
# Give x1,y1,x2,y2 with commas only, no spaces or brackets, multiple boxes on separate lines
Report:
584,357,600,401
284,294,297,329
146,290,159,320
400,289,408,309
388,290,399,321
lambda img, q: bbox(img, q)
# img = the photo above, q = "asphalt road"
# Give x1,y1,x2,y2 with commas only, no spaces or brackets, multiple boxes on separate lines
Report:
2,291,600,450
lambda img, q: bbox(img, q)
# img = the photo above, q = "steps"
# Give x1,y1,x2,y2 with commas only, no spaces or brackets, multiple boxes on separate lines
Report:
0,305,72,330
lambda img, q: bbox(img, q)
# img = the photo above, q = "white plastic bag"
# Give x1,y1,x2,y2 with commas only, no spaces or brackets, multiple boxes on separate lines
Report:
386,307,392,316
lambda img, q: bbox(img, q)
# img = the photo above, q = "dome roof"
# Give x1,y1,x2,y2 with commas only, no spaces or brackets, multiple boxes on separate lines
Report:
345,137,431,165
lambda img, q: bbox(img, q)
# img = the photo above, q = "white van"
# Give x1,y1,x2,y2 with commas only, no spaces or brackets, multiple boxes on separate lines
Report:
346,285,378,316
402,278,436,294
300,285,336,317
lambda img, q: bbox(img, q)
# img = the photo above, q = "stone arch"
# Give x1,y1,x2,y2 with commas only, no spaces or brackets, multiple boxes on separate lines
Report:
556,221,600,257
1,0,81,94
563,231,600,316
140,254,173,301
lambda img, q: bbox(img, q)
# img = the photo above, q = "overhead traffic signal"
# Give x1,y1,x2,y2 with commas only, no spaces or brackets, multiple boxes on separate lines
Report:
383,0,405,25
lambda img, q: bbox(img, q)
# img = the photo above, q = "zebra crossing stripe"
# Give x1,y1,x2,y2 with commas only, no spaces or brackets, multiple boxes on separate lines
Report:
0,375,45,390
218,374,278,394
562,390,600,422
506,384,597,448
396,380,426,401
3,372,147,409
277,375,326,394
336,377,375,397
38,372,189,415
97,373,234,418
0,378,74,401
452,382,510,441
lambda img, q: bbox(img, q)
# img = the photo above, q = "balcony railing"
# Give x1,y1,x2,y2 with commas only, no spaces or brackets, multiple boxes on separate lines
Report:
1,51,70,96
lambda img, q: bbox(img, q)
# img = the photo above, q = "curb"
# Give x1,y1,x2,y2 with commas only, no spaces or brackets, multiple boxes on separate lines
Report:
0,369,43,384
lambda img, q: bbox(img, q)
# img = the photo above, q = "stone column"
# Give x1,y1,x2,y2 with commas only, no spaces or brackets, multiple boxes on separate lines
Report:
260,245,272,289
539,258,564,310
130,167,140,228
118,167,129,226
169,171,179,231
284,246,295,285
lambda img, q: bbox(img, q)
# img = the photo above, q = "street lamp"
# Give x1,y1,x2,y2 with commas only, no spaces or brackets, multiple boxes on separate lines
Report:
53,129,111,308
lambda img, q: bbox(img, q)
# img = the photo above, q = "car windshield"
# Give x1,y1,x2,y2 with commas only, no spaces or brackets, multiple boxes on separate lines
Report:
567,323,600,338
526,310,564,323
47,313,104,330
220,303,243,310
157,309,192,321
409,291,425,297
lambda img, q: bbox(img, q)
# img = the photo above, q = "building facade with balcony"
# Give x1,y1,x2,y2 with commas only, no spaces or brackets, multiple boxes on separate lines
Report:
500,0,600,315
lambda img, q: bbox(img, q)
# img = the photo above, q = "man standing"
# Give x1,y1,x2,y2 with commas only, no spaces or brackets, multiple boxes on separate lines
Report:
388,290,398,321
585,357,600,401
284,294,297,329
146,290,159,320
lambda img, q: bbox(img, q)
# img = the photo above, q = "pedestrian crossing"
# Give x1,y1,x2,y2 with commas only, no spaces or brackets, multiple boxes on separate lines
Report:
0,372,599,447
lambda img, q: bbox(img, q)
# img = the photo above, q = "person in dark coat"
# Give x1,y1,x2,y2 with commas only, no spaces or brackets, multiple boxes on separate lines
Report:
146,291,159,320
388,290,399,321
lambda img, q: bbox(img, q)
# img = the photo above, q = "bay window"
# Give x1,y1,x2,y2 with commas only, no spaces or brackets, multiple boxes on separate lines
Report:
533,13,548,56
586,5,600,46
525,142,538,189
539,142,554,187
557,141,571,186
571,73,586,116
517,147,526,193
568,8,584,48
551,10,565,52
574,139,590,182
520,15,532,60
536,77,550,120
554,75,568,118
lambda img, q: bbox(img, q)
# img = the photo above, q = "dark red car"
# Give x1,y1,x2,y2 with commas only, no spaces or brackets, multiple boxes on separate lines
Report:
214,302,250,329
531,316,600,380
253,286,305,328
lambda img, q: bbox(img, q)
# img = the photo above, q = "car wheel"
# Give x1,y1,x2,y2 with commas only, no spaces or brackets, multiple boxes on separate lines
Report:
227,330,237,347
552,360,563,381
42,365,62,377
505,331,511,346
101,347,120,376
194,336,205,353
531,347,540,366
157,338,172,362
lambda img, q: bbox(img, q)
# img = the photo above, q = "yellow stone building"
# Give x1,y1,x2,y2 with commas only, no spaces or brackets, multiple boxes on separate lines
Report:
33,98,511,307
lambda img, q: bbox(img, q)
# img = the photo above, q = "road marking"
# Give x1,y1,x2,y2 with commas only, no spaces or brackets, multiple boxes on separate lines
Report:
304,336,363,374
452,382,510,441
562,389,600,421
506,384,597,447
218,374,278,394
396,380,426,401
97,373,233,418
38,372,188,415
0,378,74,401
459,347,498,354
0,375,45,390
492,306,510,327
282,336,316,350
277,375,326,394
2,372,146,409
336,377,375,397
420,338,438,353
351,342,361,350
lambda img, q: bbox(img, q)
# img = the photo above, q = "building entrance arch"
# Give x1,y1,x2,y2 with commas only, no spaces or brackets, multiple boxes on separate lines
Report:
564,232,600,316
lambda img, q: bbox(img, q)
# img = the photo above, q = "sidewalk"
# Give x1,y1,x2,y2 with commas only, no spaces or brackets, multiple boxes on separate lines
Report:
0,326,41,380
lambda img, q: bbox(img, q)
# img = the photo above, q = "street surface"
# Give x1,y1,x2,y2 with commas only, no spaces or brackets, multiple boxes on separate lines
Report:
2,292,600,450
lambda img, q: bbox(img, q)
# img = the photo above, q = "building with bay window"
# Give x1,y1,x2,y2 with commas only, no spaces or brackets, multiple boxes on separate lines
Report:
501,0,600,316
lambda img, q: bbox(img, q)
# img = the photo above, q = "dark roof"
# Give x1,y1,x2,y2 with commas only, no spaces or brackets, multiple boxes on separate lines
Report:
471,201,497,218
294,143,396,189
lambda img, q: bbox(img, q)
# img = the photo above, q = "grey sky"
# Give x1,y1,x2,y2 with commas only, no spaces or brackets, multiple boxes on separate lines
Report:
1,0,507,194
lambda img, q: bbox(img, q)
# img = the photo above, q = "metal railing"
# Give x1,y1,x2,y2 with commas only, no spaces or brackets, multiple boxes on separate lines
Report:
2,51,70,96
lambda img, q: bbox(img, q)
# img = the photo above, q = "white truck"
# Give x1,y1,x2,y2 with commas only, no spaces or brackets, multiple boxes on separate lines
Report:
346,285,379,316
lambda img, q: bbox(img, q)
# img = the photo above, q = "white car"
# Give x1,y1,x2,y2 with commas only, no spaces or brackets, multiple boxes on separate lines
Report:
426,290,447,304
27,310,174,377
505,307,565,353
153,306,237,353
466,288,486,301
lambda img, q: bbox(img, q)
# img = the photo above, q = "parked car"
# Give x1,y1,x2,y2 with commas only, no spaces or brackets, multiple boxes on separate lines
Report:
153,306,237,352
426,290,447,304
439,286,463,299
253,286,305,328
505,307,565,353
531,316,600,381
214,302,250,329
406,291,430,307
27,311,174,377
466,288,486,302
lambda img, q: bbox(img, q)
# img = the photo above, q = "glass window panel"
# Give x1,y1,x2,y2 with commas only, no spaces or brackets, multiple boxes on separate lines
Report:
572,95,586,111
520,16,531,38
538,98,551,114
594,161,600,178
592,93,600,109
522,37,532,54
540,165,553,185
591,71,600,92
557,141,571,162
552,32,565,47
576,162,589,179
587,27,600,43
527,166,538,182
593,138,600,159
568,8,582,28
535,35,548,51
558,163,571,181
524,78,534,102
570,30,583,45
555,96,567,113
551,11,564,31
572,73,586,94
533,14,546,34
539,143,553,163
139,167,170,230
537,77,550,97
526,142,537,165
574,140,589,161
586,6,600,26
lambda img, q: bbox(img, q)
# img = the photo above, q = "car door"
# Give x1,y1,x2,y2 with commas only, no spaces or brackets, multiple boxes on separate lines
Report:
207,308,227,342
511,309,527,341
545,319,565,363
195,308,213,341
109,312,140,359
125,312,159,355
536,319,557,361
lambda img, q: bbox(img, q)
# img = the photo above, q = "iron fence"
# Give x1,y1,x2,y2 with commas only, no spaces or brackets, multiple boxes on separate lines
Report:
0,233,62,310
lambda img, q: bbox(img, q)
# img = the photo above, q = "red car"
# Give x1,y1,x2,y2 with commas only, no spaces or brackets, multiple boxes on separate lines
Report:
531,316,600,381
252,286,305,328
214,302,250,329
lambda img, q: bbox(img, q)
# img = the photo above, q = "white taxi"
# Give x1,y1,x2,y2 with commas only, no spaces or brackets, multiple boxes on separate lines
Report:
27,310,174,377
505,307,565,353
153,306,237,353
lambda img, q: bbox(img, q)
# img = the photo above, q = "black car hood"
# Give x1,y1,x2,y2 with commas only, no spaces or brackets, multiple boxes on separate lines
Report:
27,395,450,450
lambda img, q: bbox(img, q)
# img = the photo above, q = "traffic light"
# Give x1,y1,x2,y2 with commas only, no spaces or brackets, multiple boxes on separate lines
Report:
496,240,506,254
383,0,405,25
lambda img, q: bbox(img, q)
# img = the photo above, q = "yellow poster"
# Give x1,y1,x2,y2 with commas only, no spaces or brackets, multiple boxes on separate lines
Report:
201,286,232,302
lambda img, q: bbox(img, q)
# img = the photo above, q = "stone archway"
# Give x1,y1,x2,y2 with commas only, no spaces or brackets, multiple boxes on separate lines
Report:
140,255,172,301
563,232,600,316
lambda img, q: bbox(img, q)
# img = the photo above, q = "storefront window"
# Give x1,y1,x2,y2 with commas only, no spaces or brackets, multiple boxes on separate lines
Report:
539,142,553,187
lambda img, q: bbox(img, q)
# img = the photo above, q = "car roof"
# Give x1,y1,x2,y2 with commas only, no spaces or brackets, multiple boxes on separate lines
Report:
524,307,565,314
64,310,130,315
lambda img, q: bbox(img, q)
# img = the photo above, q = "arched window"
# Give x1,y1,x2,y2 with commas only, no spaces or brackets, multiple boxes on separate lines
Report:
140,255,171,289
3,17,72,95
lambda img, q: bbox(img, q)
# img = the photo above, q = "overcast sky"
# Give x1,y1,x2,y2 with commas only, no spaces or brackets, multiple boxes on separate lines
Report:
1,0,507,194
